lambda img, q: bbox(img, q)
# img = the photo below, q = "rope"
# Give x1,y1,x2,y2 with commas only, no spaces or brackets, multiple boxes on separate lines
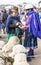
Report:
27,54,41,58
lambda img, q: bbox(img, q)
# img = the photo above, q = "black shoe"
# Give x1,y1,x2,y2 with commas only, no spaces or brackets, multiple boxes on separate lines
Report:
27,56,31,62
27,49,32,62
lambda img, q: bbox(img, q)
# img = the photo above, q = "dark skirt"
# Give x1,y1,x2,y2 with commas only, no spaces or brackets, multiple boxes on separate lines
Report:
24,30,37,49
2,23,6,29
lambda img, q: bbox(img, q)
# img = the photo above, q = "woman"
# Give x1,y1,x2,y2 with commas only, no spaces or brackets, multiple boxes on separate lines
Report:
23,4,41,61
6,6,22,45
16,4,41,62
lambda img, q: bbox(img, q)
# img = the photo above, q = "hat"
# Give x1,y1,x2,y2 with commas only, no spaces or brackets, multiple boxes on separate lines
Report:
24,3,33,10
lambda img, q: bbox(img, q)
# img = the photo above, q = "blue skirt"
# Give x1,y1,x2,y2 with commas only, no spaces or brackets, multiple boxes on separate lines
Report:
24,30,37,49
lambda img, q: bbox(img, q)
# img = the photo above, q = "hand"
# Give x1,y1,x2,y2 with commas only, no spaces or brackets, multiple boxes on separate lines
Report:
19,26,24,30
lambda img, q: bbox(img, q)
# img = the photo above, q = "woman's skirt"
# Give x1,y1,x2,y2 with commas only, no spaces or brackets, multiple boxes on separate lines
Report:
24,30,37,49
7,28,22,45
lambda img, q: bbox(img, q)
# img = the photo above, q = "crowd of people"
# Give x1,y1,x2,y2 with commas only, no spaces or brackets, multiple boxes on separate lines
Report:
0,3,41,63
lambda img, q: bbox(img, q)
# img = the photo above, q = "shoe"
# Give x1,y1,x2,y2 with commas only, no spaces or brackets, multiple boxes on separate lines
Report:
27,49,32,62
27,56,31,62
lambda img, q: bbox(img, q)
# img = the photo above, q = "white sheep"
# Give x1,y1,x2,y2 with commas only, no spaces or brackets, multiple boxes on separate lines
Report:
13,53,29,65
2,36,20,53
9,44,27,58
0,41,5,65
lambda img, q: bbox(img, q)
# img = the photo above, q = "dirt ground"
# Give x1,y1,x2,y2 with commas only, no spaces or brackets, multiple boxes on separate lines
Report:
0,34,41,65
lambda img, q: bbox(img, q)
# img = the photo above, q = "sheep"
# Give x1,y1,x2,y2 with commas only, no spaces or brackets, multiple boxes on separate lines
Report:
9,44,29,65
9,44,27,58
13,53,29,65
1,36,20,65
2,36,20,53
0,41,5,65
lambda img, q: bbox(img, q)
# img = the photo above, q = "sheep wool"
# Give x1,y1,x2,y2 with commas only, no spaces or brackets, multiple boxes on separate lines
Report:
2,36,20,53
0,41,5,49
0,58,5,65
13,53,29,65
9,44,27,58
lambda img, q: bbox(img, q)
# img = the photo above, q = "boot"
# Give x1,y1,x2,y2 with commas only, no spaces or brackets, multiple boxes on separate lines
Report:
27,49,32,62
31,49,35,58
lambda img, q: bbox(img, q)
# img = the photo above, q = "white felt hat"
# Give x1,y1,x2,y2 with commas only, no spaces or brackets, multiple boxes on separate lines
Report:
25,3,33,10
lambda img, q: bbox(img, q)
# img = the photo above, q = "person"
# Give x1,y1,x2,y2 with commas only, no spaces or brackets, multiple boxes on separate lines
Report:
23,3,41,61
0,11,2,34
8,9,12,15
6,6,23,44
2,9,8,34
